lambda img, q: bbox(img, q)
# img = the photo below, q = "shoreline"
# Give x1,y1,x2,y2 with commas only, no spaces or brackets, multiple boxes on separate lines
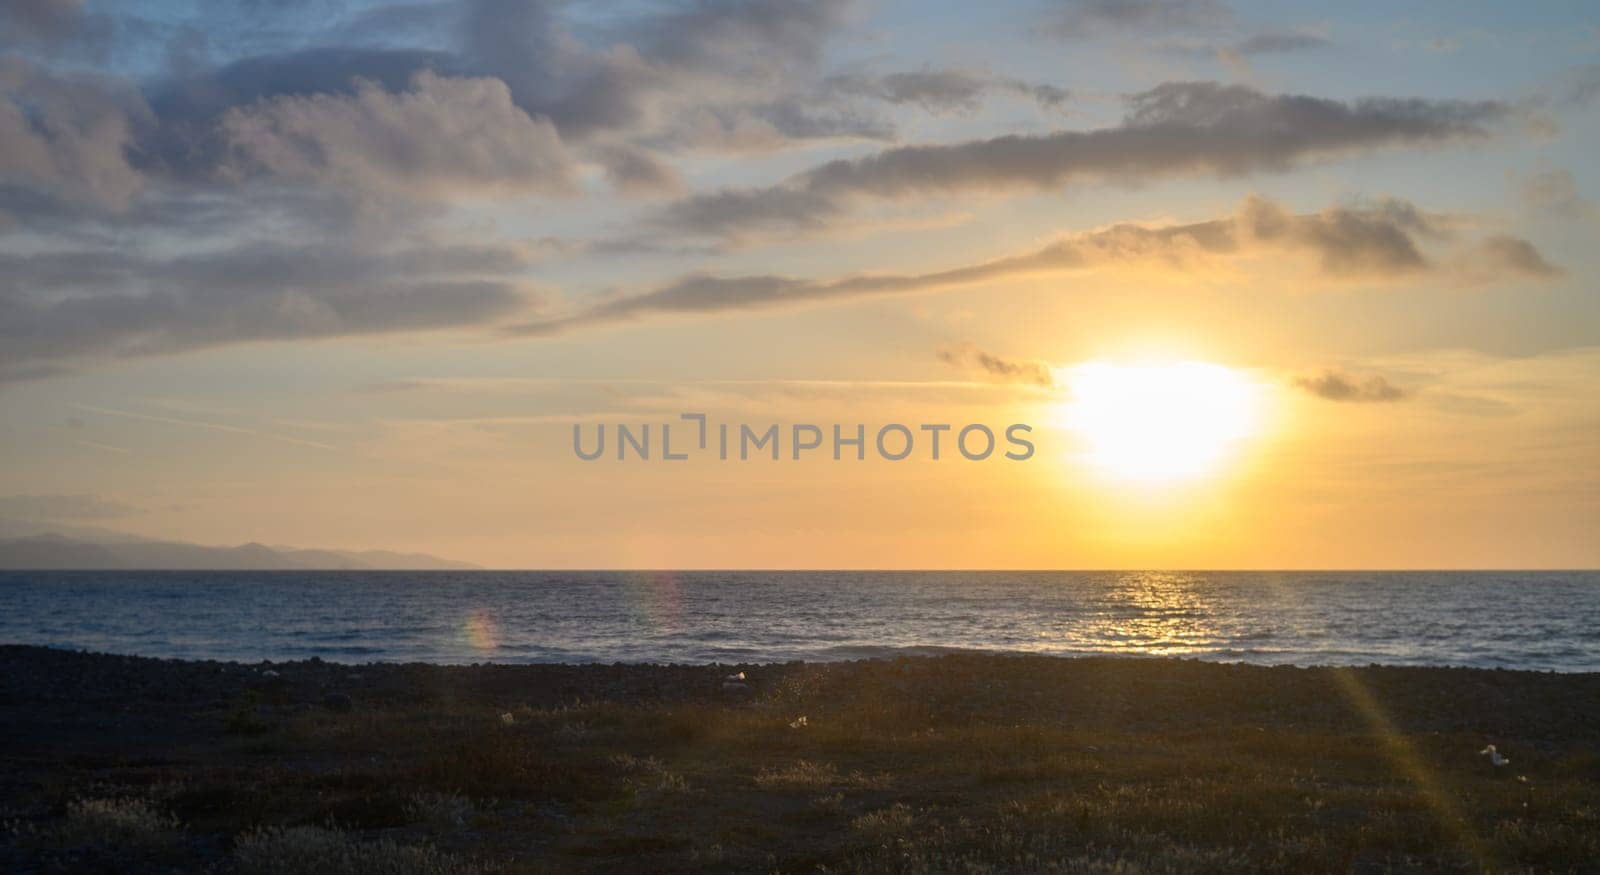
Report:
4,645,1599,871
6,640,1600,674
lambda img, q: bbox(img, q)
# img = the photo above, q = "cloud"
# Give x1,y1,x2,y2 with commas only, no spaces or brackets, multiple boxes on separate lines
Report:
1190,31,1331,68
938,344,1055,387
1556,63,1600,108
663,65,1069,153
221,71,576,201
1292,370,1408,402
70,403,341,451
684,97,895,152
460,0,857,143
1,1,861,223
651,81,1509,241
1518,167,1595,221
1232,31,1328,55
0,0,113,57
0,0,86,43
1460,234,1561,280
591,142,683,195
0,492,135,521
0,57,150,212
0,239,540,381
513,195,1556,335
824,68,1069,115
1044,0,1232,38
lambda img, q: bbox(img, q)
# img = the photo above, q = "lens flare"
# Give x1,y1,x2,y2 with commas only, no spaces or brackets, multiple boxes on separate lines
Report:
624,571,683,633
463,610,500,652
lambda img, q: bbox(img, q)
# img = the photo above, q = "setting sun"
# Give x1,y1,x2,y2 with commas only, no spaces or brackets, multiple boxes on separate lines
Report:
1060,362,1262,482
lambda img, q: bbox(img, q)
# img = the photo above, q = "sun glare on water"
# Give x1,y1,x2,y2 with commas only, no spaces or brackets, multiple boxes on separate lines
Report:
1059,361,1262,482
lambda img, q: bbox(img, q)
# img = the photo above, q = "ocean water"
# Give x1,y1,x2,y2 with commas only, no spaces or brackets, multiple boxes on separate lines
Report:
1,570,1596,671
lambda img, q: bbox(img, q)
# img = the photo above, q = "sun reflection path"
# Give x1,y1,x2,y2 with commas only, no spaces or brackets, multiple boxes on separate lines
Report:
1051,572,1232,657
1073,572,1490,866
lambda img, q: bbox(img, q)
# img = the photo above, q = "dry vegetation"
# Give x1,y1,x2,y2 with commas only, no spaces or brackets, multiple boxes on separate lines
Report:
2,646,1597,872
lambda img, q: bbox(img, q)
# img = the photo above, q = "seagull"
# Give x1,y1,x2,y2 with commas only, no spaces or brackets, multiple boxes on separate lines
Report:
1480,744,1510,767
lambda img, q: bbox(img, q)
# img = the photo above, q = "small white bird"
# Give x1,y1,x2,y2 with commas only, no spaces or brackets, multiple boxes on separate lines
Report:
1480,744,1510,767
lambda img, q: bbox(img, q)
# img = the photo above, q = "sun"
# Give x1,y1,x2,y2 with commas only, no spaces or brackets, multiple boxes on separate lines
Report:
1058,361,1262,482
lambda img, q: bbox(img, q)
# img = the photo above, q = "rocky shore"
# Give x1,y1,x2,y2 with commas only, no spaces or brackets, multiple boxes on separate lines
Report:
2,645,1597,872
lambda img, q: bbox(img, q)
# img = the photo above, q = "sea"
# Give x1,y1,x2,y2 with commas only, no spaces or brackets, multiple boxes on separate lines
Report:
1,570,1596,671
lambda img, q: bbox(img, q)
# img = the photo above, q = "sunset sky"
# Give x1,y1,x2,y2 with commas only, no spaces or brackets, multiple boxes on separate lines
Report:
1,0,1596,568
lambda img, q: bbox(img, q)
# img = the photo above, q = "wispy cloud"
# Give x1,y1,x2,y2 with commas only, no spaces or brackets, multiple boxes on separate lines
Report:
515,195,1557,335
71,403,340,451
1043,0,1233,39
938,344,1056,387
74,439,132,454
1292,370,1409,402
823,68,1069,115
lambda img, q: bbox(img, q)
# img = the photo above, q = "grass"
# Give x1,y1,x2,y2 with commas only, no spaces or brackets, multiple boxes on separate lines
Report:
3,652,1598,872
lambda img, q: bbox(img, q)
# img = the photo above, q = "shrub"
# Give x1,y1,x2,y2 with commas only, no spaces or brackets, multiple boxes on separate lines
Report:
233,824,480,875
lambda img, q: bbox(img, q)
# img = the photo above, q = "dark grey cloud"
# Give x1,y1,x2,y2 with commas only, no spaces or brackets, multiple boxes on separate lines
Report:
938,344,1054,387
219,71,576,200
151,46,457,124
591,142,683,195
1292,371,1408,402
515,196,1556,335
1044,0,1232,38
652,81,1509,240
0,239,538,381
459,0,855,141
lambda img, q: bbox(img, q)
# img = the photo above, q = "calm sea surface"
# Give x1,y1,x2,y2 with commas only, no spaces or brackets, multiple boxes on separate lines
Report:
1,571,1596,670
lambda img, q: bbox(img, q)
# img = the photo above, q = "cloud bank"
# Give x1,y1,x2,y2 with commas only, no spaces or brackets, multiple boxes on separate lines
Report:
516,195,1556,335
652,82,1509,241
0,1,1572,384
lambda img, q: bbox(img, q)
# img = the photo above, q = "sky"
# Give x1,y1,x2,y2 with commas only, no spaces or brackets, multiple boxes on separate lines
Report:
0,0,1596,569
